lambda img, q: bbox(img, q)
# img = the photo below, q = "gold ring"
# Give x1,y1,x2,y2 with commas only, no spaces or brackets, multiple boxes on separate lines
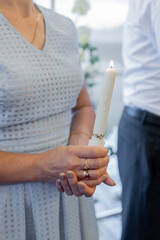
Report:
84,159,89,170
83,170,91,179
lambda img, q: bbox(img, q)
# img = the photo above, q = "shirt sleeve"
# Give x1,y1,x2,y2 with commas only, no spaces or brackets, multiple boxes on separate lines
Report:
151,1,160,55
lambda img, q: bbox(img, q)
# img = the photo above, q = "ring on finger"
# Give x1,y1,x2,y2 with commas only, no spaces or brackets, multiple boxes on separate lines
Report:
83,170,91,179
83,158,89,170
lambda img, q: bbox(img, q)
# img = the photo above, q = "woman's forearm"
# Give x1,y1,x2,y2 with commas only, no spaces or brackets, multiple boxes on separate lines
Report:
70,106,95,137
0,151,40,184
68,106,95,146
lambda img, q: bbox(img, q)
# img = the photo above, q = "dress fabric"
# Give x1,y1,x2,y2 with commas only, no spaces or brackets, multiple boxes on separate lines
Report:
0,5,98,240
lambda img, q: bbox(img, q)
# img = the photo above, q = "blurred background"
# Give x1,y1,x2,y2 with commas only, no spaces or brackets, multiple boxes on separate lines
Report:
35,1,129,239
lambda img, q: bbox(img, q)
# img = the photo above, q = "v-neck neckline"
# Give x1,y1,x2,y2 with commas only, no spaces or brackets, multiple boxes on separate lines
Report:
0,3,48,54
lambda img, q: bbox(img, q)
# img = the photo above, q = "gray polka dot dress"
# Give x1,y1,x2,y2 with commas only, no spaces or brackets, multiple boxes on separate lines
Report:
0,4,98,240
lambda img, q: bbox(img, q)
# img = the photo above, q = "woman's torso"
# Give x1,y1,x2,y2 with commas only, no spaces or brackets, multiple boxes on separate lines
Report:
0,5,84,153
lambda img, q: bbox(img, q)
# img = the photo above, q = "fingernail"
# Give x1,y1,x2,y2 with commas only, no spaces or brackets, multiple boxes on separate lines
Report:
67,172,73,179
59,175,65,181
78,183,84,190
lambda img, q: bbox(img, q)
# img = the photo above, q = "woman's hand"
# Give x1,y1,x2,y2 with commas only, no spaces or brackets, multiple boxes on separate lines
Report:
36,145,109,184
56,171,96,197
56,132,115,197
56,169,115,197
56,170,113,197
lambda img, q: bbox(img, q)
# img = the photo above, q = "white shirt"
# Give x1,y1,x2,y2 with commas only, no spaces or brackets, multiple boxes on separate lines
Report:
123,0,160,116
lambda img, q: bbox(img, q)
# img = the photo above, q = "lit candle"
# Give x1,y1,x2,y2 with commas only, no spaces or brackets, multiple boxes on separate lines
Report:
89,60,117,146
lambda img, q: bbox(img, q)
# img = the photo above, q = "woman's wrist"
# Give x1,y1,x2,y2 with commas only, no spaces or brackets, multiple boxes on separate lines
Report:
70,131,91,139
34,150,52,183
68,131,90,146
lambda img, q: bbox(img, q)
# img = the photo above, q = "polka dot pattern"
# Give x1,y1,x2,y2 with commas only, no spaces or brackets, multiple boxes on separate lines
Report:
0,5,98,240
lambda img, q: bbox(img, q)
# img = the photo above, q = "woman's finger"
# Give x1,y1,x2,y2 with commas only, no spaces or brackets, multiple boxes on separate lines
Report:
77,182,96,197
102,172,116,186
75,146,108,159
56,179,64,192
80,173,116,187
81,176,106,187
66,171,83,197
78,156,109,170
76,166,107,180
59,173,73,196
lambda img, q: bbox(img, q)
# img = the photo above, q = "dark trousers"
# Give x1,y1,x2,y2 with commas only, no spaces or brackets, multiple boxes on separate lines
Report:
117,107,160,240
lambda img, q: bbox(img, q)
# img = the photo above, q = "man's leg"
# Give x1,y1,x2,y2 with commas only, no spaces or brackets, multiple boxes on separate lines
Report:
146,139,160,240
117,108,156,240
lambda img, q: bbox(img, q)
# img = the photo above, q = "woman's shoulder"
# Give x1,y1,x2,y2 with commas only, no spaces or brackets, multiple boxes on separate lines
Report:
38,4,76,33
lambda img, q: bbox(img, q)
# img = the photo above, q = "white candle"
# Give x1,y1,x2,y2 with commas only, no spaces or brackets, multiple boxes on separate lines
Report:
89,60,117,146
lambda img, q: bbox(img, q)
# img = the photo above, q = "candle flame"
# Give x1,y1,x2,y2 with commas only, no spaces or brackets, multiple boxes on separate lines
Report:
110,60,114,68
